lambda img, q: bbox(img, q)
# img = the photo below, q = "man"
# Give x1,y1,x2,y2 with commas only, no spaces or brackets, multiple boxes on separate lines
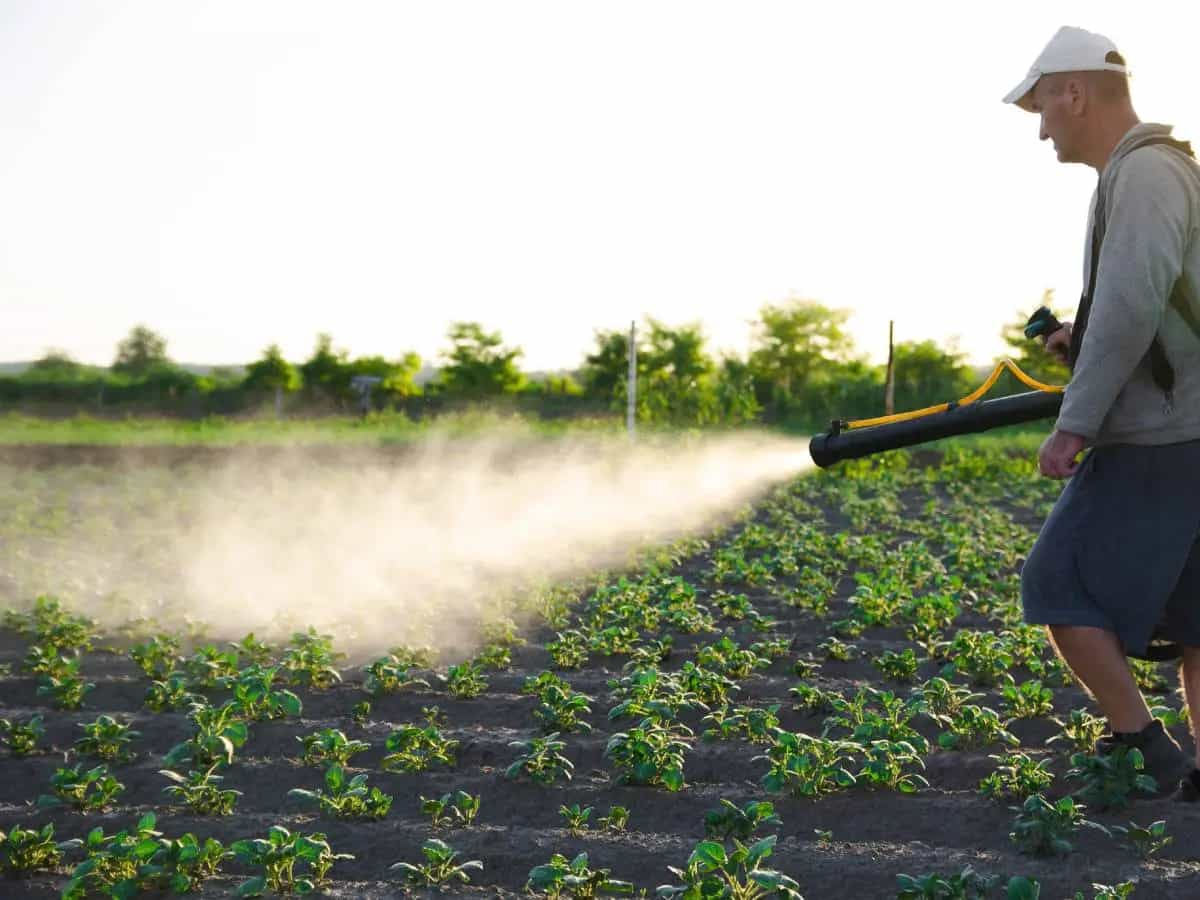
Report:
1004,25,1200,800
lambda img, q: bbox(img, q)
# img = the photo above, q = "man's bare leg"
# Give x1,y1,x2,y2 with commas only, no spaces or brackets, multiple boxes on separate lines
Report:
1179,646,1200,768
1047,624,1152,732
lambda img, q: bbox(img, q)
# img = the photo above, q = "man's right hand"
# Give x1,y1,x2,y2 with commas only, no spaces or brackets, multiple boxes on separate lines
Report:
1044,322,1072,364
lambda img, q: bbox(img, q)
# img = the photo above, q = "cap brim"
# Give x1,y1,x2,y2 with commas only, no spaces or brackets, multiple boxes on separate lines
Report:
1002,74,1039,111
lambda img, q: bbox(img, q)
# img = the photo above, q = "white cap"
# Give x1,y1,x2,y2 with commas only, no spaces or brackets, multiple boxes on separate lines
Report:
1002,26,1129,111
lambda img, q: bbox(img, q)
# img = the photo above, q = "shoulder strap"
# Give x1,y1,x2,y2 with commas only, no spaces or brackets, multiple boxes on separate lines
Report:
1068,135,1199,399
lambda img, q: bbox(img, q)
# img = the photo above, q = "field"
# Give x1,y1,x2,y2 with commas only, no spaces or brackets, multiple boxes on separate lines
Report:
2,438,1199,899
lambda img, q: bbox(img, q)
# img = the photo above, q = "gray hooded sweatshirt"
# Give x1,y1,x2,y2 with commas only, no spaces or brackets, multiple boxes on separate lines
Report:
1056,122,1200,445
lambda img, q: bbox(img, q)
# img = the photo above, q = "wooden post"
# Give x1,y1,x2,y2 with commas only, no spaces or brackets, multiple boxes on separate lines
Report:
884,320,896,415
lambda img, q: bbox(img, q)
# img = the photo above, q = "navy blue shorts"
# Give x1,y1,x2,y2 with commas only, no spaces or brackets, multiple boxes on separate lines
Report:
1021,439,1200,657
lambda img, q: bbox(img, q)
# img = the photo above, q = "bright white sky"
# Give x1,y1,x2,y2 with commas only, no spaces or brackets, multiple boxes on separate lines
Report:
2,1,1197,371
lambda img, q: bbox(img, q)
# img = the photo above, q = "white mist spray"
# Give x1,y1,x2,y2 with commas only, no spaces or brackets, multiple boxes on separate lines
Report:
4,428,812,660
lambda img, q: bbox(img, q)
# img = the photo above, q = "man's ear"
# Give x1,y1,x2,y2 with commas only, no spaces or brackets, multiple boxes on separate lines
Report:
1064,76,1088,116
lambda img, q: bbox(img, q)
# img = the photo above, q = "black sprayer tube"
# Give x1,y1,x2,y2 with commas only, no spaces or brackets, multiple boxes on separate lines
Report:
808,390,1063,468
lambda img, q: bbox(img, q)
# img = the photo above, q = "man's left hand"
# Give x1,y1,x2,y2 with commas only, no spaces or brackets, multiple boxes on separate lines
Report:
1038,429,1088,478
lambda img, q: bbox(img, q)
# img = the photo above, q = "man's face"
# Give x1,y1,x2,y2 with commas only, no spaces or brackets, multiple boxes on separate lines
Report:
1028,76,1079,163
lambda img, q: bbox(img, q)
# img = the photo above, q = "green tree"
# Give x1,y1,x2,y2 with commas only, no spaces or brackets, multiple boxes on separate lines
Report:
636,319,718,425
112,325,170,376
348,352,423,401
523,373,584,396
999,289,1072,385
243,345,301,394
806,358,885,426
585,321,757,425
747,298,855,417
713,354,761,423
642,319,712,383
26,350,87,380
890,339,974,411
579,329,630,399
436,322,525,396
299,333,351,400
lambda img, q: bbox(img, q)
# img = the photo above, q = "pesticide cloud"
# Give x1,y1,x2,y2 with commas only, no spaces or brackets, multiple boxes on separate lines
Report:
2,430,812,660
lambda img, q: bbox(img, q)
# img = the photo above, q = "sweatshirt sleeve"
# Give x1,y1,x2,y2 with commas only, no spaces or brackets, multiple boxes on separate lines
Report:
1056,149,1193,439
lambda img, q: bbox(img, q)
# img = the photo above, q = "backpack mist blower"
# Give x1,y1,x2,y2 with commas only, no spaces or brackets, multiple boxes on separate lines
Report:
808,307,1065,468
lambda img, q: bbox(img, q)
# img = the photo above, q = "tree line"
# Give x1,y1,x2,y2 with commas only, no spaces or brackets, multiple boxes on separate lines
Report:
1,296,1070,429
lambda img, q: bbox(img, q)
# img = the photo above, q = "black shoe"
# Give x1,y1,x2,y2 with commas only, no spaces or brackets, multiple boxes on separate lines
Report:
1172,769,1200,803
1093,720,1190,794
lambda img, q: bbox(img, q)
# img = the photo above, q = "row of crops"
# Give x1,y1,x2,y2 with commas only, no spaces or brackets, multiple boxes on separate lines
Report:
1,446,1197,898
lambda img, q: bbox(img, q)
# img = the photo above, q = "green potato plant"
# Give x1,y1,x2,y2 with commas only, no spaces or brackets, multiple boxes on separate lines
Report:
527,675,594,735
144,673,201,712
695,635,770,679
73,715,140,763
164,701,249,769
703,799,781,841
527,851,634,898
656,835,803,899
476,642,512,671
229,633,274,667
38,763,125,812
443,660,489,698
559,803,592,835
279,628,344,689
1047,709,1107,755
35,655,94,710
937,705,1019,752
874,649,921,684
7,596,96,654
390,838,482,888
702,704,781,744
1066,747,1158,811
288,763,392,820
381,716,458,773
421,790,480,829
789,682,843,715
351,700,371,726
978,752,1055,802
130,634,182,679
598,805,630,833
297,727,370,767
941,631,1013,687
1111,819,1172,859
895,865,1001,900
824,687,928,752
0,713,45,757
548,630,590,670
232,827,352,897
226,665,303,721
62,813,228,899
910,677,984,728
160,763,241,816
1076,883,1136,900
856,740,929,793
818,636,857,661
0,823,73,876
605,718,690,791
181,644,240,690
1000,676,1055,720
1009,794,1108,857
756,730,858,797
507,732,575,785
363,655,429,696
